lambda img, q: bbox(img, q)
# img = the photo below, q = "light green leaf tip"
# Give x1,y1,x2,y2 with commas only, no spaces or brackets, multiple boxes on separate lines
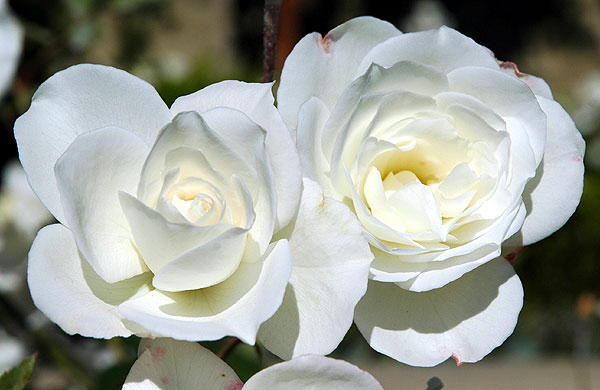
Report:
0,353,37,390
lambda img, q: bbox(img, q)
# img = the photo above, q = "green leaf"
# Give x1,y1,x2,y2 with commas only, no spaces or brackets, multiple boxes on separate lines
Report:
0,353,37,390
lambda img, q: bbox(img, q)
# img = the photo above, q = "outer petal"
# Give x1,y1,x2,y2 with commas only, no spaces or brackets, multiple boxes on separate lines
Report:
355,257,523,367
277,16,401,131
357,26,499,76
55,127,149,283
258,179,373,359
244,355,383,390
123,338,242,390
171,81,302,231
514,97,585,245
0,0,22,97
27,224,151,338
118,239,292,344
14,64,171,224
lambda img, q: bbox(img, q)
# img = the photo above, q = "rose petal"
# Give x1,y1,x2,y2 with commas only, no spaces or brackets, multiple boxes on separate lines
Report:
138,110,276,261
355,257,523,367
14,64,171,224
244,355,383,390
123,338,242,390
171,81,301,231
258,179,372,359
28,224,151,338
296,96,337,196
357,26,499,76
55,126,149,283
370,203,524,291
448,66,547,168
278,16,401,132
513,96,585,245
323,62,447,169
138,111,255,205
200,107,277,258
118,239,292,344
120,177,255,291
151,227,248,291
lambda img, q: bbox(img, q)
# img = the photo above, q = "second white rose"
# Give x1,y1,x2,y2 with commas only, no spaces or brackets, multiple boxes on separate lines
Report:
273,17,585,366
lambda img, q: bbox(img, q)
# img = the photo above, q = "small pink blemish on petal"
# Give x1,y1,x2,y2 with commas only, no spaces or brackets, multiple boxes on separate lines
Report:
452,354,464,366
317,33,333,55
498,60,525,78
573,156,583,163
150,346,166,363
225,379,243,390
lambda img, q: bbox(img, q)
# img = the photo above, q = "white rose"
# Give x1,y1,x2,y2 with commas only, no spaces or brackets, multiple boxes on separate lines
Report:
274,17,585,366
0,0,22,98
15,64,303,344
123,338,383,390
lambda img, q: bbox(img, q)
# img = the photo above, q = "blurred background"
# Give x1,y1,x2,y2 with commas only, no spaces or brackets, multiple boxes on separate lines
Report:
0,0,599,388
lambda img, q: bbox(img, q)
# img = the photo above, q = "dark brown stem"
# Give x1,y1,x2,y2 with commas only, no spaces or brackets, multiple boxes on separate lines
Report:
261,0,282,82
217,337,241,360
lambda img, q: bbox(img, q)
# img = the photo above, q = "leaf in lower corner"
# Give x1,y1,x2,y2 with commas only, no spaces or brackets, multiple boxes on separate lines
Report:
0,353,37,390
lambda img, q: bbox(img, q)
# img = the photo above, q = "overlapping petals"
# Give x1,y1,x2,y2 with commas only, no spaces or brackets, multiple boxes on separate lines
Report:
278,16,585,365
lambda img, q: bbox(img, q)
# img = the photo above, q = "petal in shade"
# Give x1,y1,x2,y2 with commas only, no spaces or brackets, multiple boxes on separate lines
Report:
171,81,302,231
28,224,152,338
295,97,336,196
258,179,373,359
123,338,242,390
354,257,523,367
14,64,171,224
512,96,585,246
244,355,383,390
277,16,400,132
55,127,149,283
118,239,292,344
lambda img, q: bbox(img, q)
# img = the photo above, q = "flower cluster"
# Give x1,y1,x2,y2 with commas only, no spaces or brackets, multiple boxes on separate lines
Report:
14,15,584,388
